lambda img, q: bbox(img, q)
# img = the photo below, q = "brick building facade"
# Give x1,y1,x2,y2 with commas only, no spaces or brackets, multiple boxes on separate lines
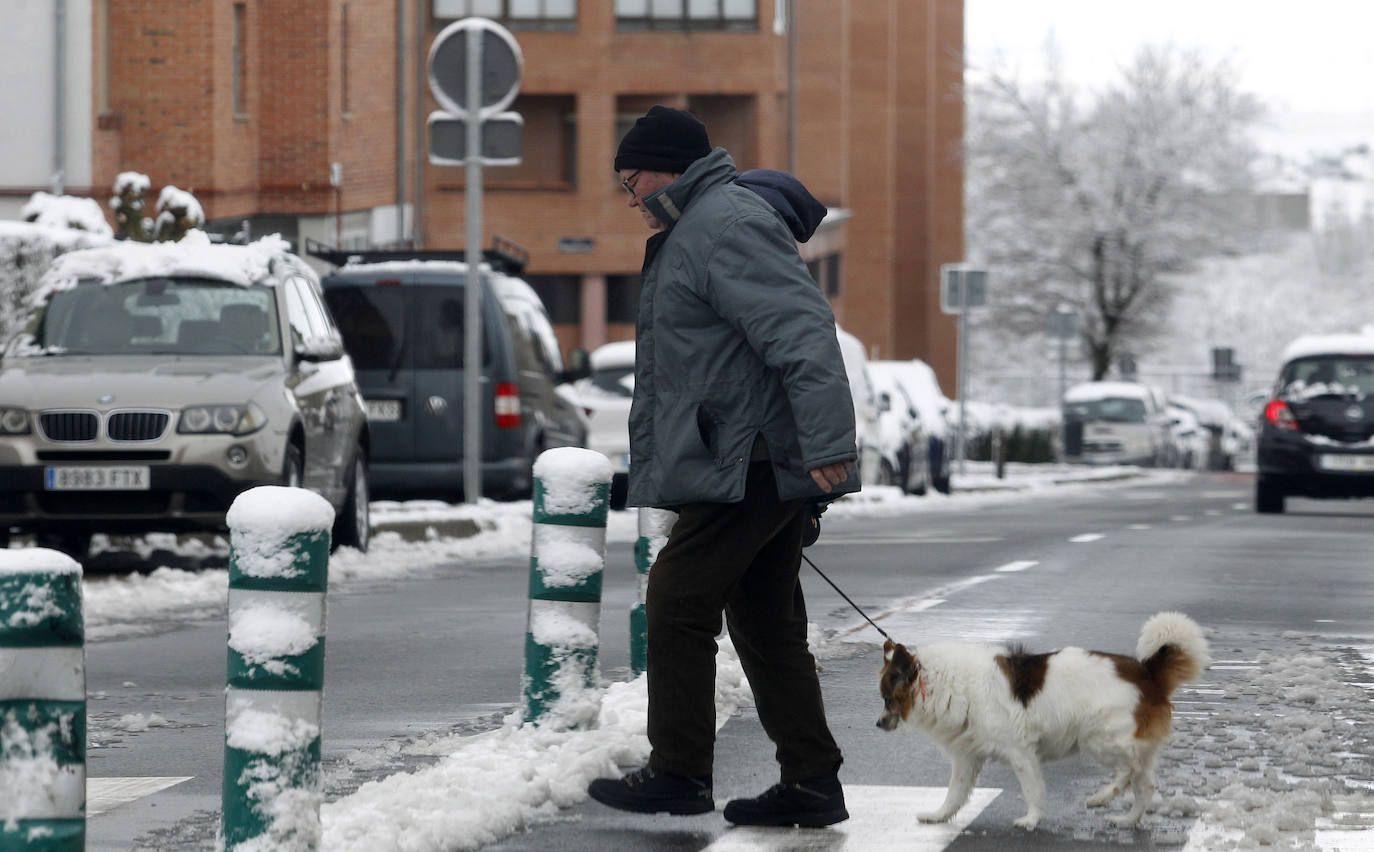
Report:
7,0,964,387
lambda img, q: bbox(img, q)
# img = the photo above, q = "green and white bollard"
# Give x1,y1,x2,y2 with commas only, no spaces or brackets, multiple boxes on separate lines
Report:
220,486,334,852
0,549,85,851
521,448,612,728
630,508,676,675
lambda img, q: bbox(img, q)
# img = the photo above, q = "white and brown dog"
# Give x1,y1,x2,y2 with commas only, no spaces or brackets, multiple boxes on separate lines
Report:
877,612,1208,830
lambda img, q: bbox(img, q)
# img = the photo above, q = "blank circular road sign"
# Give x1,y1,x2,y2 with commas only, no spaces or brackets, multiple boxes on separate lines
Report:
428,18,523,119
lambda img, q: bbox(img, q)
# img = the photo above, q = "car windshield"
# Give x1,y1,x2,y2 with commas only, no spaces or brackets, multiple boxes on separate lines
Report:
1281,356,1374,400
19,277,280,356
588,365,634,398
1063,397,1147,423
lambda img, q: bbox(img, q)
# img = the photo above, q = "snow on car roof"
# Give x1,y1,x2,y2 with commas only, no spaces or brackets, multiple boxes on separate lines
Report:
1280,333,1374,362
1063,380,1151,401
35,231,295,302
590,340,636,369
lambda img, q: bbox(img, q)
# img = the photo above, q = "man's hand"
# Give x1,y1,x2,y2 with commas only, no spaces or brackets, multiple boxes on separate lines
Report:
809,461,852,493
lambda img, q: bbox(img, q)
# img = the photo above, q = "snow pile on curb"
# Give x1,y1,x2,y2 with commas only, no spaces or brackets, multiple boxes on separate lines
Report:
320,639,752,851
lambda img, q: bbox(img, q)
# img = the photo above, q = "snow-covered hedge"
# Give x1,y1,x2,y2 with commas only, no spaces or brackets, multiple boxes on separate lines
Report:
0,221,113,346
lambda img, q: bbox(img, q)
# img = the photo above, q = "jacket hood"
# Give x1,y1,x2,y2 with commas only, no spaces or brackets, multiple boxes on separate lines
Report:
733,170,828,243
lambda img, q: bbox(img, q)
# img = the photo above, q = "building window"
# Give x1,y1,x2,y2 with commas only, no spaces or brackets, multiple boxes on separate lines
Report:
528,275,582,324
616,0,757,31
232,3,247,117
432,0,578,31
340,3,351,116
807,253,842,297
486,95,576,189
606,275,640,324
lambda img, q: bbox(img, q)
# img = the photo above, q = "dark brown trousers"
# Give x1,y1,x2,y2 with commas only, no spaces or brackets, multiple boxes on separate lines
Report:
644,462,843,782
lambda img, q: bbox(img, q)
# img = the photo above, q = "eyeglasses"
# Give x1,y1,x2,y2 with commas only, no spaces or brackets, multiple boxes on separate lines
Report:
619,170,643,197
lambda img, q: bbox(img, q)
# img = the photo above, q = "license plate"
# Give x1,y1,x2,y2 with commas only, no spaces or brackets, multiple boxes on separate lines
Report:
45,466,150,491
1318,454,1374,472
366,399,402,422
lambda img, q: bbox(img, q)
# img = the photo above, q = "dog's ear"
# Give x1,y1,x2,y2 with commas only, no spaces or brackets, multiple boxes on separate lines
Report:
883,639,895,661
889,643,920,682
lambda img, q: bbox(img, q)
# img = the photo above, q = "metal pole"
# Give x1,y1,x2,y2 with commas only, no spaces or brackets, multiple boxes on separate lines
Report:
221,487,331,850
522,449,611,728
53,0,66,195
955,271,968,475
462,24,483,504
1058,333,1067,404
0,550,85,850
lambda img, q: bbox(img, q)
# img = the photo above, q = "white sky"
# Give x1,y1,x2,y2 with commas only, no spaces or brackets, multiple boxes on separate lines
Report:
966,0,1374,160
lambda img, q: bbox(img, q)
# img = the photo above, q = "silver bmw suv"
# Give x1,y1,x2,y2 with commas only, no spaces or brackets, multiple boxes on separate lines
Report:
0,235,371,557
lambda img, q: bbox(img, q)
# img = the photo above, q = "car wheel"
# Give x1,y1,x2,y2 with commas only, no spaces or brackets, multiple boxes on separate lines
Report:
333,446,370,552
1255,476,1285,514
282,441,305,488
36,532,92,562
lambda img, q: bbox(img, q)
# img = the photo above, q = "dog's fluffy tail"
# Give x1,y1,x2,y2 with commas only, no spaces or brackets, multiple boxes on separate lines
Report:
1136,611,1209,694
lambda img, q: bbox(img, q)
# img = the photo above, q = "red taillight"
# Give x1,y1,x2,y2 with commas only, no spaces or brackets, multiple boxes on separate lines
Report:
495,382,521,428
1264,399,1298,431
375,278,402,287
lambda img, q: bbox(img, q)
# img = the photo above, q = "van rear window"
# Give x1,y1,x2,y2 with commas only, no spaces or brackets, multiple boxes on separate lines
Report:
323,284,491,369
324,286,406,370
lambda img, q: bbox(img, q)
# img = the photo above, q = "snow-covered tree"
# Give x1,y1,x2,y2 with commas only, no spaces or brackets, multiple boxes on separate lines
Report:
965,44,1265,380
152,185,205,242
110,171,153,241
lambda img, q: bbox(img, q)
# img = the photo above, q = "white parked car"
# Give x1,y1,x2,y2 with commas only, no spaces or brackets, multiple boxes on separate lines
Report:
1061,381,1171,466
868,368,930,494
572,340,635,509
835,327,890,487
1166,404,1209,470
869,360,953,493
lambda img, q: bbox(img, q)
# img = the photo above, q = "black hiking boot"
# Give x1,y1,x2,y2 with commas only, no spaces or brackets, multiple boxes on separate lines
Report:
723,772,848,827
588,767,714,815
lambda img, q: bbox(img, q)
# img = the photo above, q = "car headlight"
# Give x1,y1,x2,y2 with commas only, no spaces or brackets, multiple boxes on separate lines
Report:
0,407,30,434
178,403,267,435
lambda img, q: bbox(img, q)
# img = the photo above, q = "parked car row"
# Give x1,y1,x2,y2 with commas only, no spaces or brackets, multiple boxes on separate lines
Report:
1060,380,1249,472
0,235,372,558
568,333,957,505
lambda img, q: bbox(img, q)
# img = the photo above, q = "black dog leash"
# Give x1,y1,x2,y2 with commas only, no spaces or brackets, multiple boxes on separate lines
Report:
802,552,893,643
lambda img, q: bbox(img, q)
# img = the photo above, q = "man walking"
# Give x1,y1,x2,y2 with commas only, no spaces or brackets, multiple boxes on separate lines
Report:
588,105,859,828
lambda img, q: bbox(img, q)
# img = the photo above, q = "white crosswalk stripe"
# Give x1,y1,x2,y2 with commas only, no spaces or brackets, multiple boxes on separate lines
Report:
702,786,1001,851
87,776,192,816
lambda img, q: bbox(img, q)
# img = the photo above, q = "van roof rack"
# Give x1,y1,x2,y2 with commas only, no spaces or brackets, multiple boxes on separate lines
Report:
303,236,530,275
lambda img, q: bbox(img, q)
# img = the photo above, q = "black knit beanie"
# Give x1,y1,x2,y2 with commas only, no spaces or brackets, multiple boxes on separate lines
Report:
614,105,711,174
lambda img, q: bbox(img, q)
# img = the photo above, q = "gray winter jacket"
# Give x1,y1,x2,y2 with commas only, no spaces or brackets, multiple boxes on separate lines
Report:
627,148,859,507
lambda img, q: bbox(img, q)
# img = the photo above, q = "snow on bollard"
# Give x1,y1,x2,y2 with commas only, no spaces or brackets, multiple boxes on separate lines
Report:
221,486,334,852
0,549,85,851
631,508,676,675
521,448,612,728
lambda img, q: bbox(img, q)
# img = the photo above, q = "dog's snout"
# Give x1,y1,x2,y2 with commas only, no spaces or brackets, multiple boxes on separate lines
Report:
877,713,899,732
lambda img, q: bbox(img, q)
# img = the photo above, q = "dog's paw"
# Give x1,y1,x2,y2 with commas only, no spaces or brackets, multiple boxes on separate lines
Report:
917,810,955,824
1013,814,1041,831
1086,790,1116,808
1107,813,1143,829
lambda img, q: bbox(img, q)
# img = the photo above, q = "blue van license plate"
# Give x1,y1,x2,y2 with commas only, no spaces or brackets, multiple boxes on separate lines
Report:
366,399,402,422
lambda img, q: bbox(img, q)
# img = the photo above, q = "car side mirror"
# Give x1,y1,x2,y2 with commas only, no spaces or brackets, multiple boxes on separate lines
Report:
295,336,344,362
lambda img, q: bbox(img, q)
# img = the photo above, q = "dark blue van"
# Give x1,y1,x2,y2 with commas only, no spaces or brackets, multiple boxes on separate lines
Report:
319,256,586,500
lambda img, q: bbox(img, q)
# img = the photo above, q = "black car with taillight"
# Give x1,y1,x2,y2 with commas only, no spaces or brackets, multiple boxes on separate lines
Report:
1255,335,1374,513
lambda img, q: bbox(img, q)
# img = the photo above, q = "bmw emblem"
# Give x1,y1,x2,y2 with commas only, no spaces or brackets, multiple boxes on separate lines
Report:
1345,404,1364,421
98,394,114,404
